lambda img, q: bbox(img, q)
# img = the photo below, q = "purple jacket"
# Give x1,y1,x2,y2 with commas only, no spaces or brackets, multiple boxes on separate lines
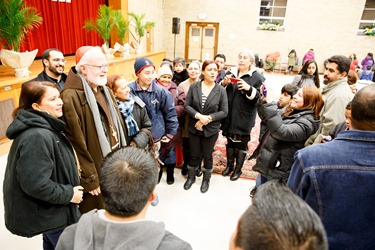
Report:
303,51,315,64
361,55,374,69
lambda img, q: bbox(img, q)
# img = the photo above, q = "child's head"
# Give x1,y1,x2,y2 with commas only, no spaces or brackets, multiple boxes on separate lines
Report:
345,101,352,129
279,83,299,107
173,57,186,73
366,65,371,71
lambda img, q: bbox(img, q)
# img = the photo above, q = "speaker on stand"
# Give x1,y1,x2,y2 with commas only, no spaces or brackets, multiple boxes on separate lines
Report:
172,17,180,59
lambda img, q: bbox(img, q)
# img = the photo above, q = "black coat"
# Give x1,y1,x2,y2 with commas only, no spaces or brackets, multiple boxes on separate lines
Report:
184,81,228,137
23,70,67,92
128,96,152,148
221,67,264,135
3,110,80,237
252,101,319,183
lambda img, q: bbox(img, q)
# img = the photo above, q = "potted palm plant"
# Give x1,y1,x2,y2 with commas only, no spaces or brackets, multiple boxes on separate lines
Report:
0,0,43,77
128,12,155,53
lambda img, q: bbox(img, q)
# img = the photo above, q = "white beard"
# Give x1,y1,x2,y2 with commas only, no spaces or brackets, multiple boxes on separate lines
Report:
87,71,107,86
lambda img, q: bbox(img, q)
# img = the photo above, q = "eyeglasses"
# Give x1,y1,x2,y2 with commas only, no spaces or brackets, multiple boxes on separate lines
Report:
51,58,66,63
85,64,109,70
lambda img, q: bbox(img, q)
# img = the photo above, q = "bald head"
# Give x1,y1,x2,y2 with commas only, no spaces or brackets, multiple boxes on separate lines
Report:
351,85,375,131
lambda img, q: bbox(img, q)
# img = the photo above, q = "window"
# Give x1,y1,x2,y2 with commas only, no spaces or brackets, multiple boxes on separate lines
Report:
358,0,375,35
258,0,288,31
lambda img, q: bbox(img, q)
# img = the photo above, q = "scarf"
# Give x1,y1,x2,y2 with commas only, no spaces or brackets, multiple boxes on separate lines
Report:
117,97,140,136
79,74,126,157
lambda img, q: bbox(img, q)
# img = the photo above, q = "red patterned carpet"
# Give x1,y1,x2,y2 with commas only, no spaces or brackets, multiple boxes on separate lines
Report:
212,117,260,180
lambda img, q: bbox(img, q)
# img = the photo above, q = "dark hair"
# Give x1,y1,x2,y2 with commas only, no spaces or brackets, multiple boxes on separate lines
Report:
235,181,328,250
349,53,357,60
214,53,226,62
14,81,57,117
200,60,219,80
327,55,351,74
346,101,352,110
350,84,375,131
298,60,320,88
100,146,158,217
281,83,299,98
347,70,358,85
288,49,297,58
41,48,62,67
106,74,124,93
173,57,186,67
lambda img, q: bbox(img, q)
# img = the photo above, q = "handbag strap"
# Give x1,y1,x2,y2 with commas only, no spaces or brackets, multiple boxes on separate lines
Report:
141,128,154,148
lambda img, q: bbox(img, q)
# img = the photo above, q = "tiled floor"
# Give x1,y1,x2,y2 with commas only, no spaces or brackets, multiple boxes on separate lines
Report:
0,72,296,250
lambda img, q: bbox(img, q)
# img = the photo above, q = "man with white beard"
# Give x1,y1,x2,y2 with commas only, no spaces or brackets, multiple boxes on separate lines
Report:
61,46,128,214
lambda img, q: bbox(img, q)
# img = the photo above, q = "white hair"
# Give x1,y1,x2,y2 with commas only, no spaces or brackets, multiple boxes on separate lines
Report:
75,47,105,72
239,49,255,62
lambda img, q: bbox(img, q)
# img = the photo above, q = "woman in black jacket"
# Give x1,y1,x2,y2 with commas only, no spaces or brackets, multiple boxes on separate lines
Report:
220,50,264,181
252,86,324,185
3,81,83,249
183,60,228,193
107,75,152,148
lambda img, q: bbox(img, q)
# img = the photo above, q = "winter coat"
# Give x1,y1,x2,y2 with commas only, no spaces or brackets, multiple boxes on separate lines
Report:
172,69,189,85
361,55,374,70
221,67,264,135
252,101,319,183
185,81,228,137
61,67,127,193
288,52,297,66
3,109,80,237
292,74,317,88
119,96,152,148
303,51,315,64
360,70,374,81
56,209,192,250
306,77,353,145
129,80,179,141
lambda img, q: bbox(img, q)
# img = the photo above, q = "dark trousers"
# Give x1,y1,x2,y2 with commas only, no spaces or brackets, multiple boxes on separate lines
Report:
188,131,219,170
226,134,250,151
182,137,190,167
42,226,65,250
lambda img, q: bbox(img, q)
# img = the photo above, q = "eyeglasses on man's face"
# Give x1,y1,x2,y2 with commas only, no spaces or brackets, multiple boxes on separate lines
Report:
85,64,109,70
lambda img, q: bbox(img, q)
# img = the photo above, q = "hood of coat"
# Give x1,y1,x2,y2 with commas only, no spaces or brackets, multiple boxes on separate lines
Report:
6,109,65,140
73,210,167,250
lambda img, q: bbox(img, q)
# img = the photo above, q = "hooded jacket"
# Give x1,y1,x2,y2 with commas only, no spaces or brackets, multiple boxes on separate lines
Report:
252,101,319,183
56,210,192,250
3,109,80,237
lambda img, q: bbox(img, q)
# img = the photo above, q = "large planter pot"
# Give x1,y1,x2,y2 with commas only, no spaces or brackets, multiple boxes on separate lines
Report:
0,49,38,78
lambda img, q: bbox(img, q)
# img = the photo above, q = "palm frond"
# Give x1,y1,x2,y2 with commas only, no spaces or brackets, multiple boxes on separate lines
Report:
128,12,155,43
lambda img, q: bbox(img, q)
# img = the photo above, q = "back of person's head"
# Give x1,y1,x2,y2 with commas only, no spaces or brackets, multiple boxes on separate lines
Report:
345,101,352,110
14,81,57,117
366,65,371,70
232,181,328,250
347,70,358,85
350,84,375,131
100,147,158,217
173,57,186,67
327,55,351,75
214,53,226,62
281,83,299,98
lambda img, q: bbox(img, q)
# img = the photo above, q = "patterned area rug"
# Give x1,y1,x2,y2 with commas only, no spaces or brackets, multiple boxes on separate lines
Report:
212,117,260,180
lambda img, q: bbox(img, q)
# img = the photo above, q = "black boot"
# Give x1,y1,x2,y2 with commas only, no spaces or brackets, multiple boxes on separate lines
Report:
166,164,175,185
184,166,197,190
201,169,212,193
196,163,203,177
222,147,236,176
158,164,163,184
181,164,188,176
230,150,247,181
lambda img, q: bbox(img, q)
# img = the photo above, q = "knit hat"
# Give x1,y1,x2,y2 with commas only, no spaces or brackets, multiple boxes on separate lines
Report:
134,57,155,75
157,65,173,79
75,46,94,64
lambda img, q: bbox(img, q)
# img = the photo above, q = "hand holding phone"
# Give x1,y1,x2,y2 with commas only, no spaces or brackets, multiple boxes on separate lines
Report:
322,135,332,142
261,83,267,98
230,78,241,83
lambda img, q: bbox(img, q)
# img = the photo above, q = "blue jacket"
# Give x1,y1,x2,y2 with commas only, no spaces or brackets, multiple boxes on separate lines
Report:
129,80,178,141
288,130,375,250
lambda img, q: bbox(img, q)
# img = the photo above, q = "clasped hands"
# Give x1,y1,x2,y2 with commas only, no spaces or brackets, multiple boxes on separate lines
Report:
195,113,212,131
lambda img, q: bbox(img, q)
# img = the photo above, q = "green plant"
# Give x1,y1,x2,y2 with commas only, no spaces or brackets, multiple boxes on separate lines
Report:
128,12,155,44
259,21,280,31
363,26,375,36
0,0,43,51
113,11,130,43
